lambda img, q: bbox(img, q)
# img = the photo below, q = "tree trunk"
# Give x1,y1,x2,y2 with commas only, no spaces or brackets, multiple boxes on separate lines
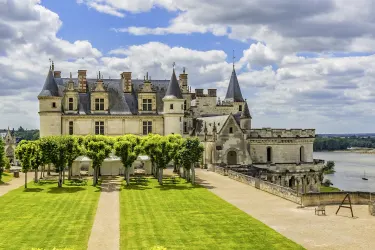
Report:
191,164,196,185
126,167,130,185
173,164,177,173
93,167,97,186
24,171,27,189
186,168,190,182
34,168,38,183
68,166,72,180
58,170,63,187
47,164,51,175
63,168,65,184
97,167,100,184
159,168,163,185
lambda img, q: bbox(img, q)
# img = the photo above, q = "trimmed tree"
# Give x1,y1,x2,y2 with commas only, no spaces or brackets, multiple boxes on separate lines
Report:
180,138,204,184
0,139,5,182
166,134,184,175
29,141,43,183
83,135,112,186
154,136,174,185
65,136,83,181
15,141,33,188
39,136,68,187
142,134,160,178
114,135,142,185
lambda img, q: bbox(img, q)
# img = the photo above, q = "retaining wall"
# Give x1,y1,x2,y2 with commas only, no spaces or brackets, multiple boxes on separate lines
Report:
302,192,375,206
225,169,301,204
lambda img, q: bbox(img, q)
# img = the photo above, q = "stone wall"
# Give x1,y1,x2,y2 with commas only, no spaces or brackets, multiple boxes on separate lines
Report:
214,166,227,176
225,170,301,204
302,192,375,206
369,202,375,216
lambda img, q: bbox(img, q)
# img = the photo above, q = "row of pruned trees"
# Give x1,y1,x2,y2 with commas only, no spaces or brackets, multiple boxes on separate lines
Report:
0,139,11,182
15,134,204,188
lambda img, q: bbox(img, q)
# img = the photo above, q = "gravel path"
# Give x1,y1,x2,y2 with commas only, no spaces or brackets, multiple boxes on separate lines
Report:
195,168,375,250
0,172,34,196
88,177,121,250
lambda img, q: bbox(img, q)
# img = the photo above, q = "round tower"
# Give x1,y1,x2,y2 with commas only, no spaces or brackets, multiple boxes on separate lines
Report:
163,66,184,135
38,65,63,137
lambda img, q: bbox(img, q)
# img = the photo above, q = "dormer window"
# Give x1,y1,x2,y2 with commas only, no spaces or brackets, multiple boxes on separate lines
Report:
170,104,174,110
95,98,104,111
68,98,74,111
142,99,152,111
229,127,233,134
52,102,56,108
239,105,242,111
184,100,187,110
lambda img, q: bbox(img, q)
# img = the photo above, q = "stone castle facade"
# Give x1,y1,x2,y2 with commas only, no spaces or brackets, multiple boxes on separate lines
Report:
1,128,16,164
38,63,324,192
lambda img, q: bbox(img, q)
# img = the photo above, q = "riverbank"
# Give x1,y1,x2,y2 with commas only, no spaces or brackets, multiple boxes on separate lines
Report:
315,148,375,155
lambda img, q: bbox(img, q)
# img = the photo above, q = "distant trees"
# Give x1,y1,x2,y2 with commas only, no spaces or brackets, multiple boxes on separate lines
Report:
314,136,375,151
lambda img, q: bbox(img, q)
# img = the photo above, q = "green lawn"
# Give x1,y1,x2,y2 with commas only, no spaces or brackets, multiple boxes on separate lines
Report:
120,177,303,250
0,179,100,250
0,172,13,184
320,186,341,192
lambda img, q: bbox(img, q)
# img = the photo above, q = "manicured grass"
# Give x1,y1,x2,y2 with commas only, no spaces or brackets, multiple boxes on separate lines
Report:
320,186,341,192
0,172,13,184
120,177,303,250
0,179,100,250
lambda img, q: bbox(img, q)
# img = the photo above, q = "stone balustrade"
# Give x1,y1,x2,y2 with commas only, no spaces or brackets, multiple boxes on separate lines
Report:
302,192,375,206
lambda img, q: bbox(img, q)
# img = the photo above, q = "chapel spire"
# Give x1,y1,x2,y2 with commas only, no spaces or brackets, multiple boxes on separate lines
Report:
164,63,183,99
224,68,244,103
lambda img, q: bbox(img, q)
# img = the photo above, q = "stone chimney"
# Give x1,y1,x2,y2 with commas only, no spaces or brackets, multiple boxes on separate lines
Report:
179,68,188,93
78,70,87,93
121,72,132,92
53,71,61,78
195,89,204,97
208,89,217,97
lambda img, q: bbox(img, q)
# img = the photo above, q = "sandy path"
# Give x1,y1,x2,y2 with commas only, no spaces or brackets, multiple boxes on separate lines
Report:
88,177,121,250
195,168,375,250
0,172,34,196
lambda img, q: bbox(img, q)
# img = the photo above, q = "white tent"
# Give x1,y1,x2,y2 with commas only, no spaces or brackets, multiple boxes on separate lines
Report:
71,155,152,176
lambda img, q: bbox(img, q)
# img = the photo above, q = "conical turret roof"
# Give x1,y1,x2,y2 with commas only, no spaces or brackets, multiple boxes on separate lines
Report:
38,69,60,97
224,69,244,102
164,68,183,99
241,101,251,119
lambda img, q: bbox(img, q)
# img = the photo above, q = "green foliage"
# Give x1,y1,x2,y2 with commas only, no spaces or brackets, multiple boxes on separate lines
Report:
12,126,40,141
322,179,333,187
83,135,113,186
323,161,335,174
0,139,5,181
114,135,142,185
180,138,204,170
4,157,11,170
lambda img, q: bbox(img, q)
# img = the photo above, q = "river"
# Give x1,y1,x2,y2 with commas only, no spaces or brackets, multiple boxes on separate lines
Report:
314,152,375,192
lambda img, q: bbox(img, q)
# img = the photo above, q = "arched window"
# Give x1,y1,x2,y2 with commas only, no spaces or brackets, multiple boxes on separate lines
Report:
267,147,272,162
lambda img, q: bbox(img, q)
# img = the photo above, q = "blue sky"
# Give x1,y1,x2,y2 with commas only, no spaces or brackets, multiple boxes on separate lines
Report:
1,0,375,133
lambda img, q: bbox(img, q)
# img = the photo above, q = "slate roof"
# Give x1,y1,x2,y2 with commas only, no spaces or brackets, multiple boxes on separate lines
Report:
39,69,170,115
195,115,229,135
164,69,183,99
224,69,244,102
241,102,252,119
38,70,61,97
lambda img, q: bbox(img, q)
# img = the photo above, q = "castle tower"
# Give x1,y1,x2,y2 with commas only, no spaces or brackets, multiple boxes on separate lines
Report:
38,66,62,137
163,66,184,135
240,101,252,131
